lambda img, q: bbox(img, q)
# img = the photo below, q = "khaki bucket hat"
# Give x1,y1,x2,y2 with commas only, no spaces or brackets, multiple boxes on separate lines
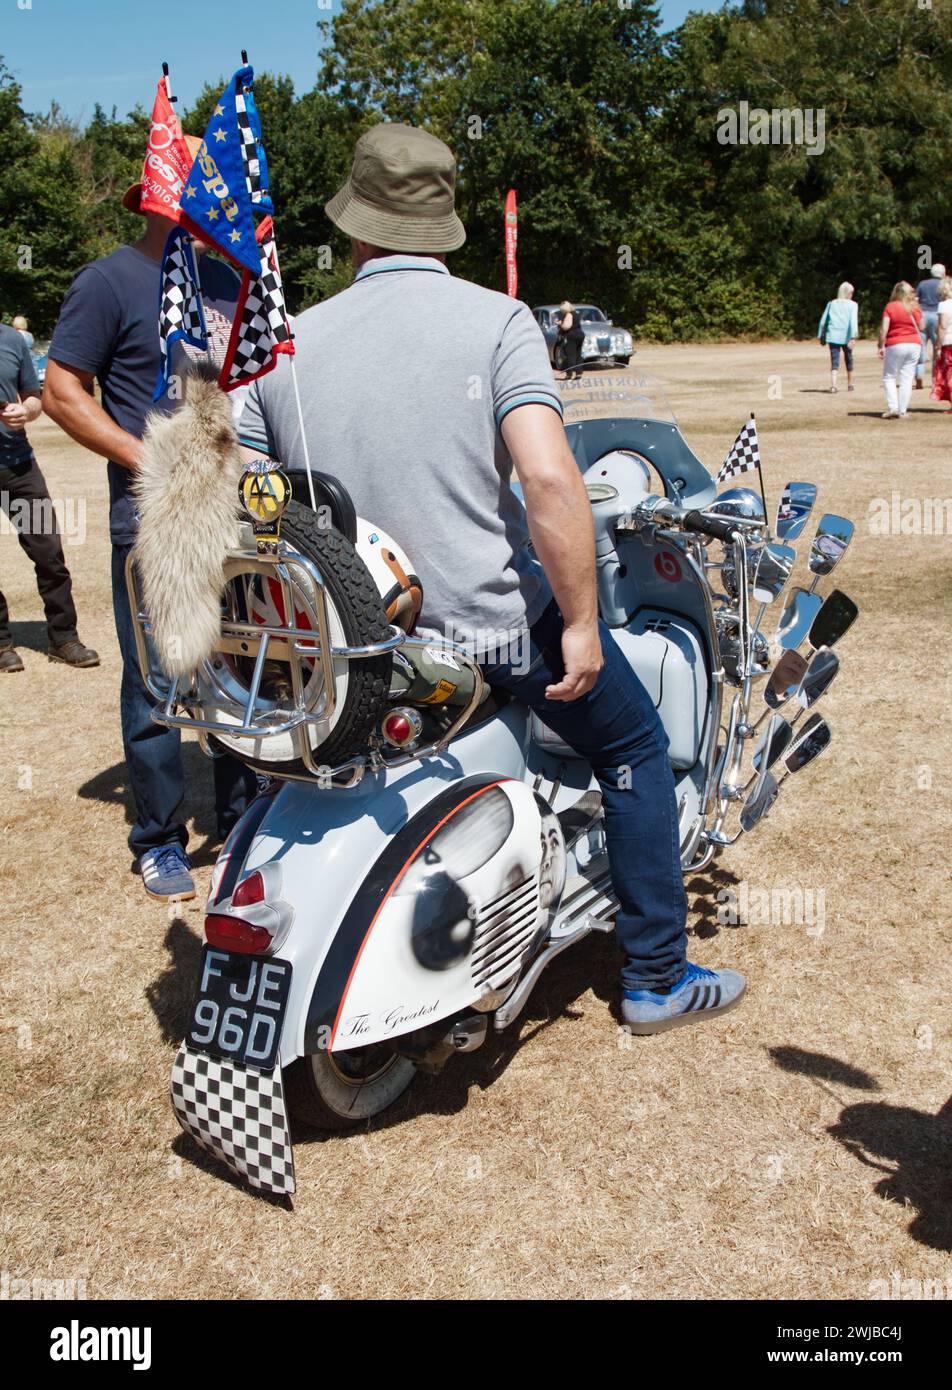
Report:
325,123,466,253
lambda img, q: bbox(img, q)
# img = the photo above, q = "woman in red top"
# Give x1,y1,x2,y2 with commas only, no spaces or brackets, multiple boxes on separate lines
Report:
877,281,923,418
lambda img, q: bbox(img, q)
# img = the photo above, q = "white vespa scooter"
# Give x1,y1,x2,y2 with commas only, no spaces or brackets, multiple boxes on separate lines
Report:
128,374,857,1195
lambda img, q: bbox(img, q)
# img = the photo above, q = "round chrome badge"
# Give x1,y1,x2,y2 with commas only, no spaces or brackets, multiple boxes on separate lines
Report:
239,462,292,530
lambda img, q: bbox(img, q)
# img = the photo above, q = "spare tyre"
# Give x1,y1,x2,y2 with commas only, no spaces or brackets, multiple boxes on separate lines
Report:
206,499,393,778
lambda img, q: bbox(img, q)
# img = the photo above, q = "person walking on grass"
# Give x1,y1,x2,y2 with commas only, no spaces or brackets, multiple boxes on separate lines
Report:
556,301,585,380
930,276,952,412
914,261,945,390
818,282,858,393
878,281,923,419
12,316,34,352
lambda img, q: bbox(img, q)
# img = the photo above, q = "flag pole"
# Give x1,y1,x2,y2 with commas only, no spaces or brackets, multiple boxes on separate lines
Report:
232,48,314,511
289,355,318,512
162,60,175,105
750,412,770,529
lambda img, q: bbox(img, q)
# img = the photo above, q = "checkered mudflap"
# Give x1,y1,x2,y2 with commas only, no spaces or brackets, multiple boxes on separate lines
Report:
170,1045,295,1195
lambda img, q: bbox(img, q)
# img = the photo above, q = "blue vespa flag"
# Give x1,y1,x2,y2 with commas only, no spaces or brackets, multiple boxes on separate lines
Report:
178,65,266,274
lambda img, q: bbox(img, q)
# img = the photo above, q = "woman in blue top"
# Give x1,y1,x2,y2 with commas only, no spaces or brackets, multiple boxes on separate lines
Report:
818,282,859,393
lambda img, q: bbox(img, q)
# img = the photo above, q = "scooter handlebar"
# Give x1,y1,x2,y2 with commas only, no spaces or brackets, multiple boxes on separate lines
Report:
680,510,742,543
635,497,741,543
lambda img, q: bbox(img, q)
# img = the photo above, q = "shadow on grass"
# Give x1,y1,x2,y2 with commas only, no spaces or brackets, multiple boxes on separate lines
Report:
169,1130,295,1208
6,618,48,654
770,1045,952,1252
145,914,203,1045
770,1045,880,1092
847,408,945,418
78,741,227,860
685,860,742,939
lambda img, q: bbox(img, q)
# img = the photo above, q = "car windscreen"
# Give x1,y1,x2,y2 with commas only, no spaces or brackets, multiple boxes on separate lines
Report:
575,306,607,322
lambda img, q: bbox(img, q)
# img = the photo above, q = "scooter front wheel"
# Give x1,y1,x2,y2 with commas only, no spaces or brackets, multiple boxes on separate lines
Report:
284,1046,417,1131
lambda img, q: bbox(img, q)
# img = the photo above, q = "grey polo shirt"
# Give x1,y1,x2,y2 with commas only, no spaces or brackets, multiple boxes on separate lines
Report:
238,255,560,647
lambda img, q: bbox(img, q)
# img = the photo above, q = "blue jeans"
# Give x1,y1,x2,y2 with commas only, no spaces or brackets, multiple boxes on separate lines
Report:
829,343,853,372
111,544,257,856
482,600,688,991
917,311,938,379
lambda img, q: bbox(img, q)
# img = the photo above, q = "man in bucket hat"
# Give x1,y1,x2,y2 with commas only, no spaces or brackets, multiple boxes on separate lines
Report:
43,135,257,902
238,122,746,1033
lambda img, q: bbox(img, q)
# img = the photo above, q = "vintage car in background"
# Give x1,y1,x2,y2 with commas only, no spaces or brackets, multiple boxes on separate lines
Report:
532,304,633,371
31,343,49,388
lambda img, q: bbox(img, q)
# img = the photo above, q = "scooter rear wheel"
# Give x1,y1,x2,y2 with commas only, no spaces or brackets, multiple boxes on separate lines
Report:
284,1047,417,1131
209,499,393,775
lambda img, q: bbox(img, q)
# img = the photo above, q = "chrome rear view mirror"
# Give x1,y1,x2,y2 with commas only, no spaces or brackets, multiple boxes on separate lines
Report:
776,482,818,542
777,587,823,650
752,714,793,772
764,650,808,708
796,647,839,710
809,514,854,579
783,713,832,774
753,542,796,605
809,590,858,650
740,770,779,831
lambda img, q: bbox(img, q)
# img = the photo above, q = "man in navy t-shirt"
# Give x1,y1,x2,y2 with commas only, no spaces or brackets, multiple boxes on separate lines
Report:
915,260,946,388
44,150,257,901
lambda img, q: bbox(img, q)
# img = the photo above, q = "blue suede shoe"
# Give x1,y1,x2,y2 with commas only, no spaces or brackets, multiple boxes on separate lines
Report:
622,961,746,1035
139,844,196,902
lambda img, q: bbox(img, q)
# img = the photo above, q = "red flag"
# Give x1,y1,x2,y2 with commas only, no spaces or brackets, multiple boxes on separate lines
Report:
139,77,193,219
219,216,295,391
504,189,518,298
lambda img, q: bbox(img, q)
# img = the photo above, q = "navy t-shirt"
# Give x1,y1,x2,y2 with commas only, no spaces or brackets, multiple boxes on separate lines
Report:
917,278,941,314
49,244,240,545
0,322,41,470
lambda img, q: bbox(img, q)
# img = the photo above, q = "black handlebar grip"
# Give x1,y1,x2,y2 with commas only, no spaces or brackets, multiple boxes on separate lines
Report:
682,510,739,543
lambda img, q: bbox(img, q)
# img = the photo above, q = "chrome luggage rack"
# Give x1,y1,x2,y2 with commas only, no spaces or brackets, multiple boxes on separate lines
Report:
125,541,486,788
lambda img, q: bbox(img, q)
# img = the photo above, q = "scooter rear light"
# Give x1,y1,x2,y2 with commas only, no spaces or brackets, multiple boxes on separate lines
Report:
204,913,272,954
232,870,265,908
381,707,423,747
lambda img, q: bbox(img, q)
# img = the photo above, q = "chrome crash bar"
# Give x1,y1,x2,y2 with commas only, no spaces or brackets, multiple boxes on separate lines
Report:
125,545,485,787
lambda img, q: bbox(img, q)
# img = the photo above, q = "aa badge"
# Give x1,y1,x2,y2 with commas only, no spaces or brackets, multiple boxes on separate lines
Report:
239,459,291,547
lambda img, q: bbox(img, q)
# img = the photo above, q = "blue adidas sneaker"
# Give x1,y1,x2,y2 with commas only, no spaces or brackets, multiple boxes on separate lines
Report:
622,961,746,1035
139,843,196,902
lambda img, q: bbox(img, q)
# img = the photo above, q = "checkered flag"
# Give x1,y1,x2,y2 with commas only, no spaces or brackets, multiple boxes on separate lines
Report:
717,416,761,483
219,216,294,391
153,227,207,401
234,70,272,212
236,90,264,203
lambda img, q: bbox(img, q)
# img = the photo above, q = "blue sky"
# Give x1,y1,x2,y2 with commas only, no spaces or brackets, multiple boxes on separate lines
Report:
5,0,720,123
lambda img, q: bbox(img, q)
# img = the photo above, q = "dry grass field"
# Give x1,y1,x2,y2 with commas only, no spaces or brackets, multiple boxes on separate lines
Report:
1,339,950,1301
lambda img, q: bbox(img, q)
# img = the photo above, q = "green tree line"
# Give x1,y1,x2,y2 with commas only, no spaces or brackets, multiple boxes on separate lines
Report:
2,0,950,339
